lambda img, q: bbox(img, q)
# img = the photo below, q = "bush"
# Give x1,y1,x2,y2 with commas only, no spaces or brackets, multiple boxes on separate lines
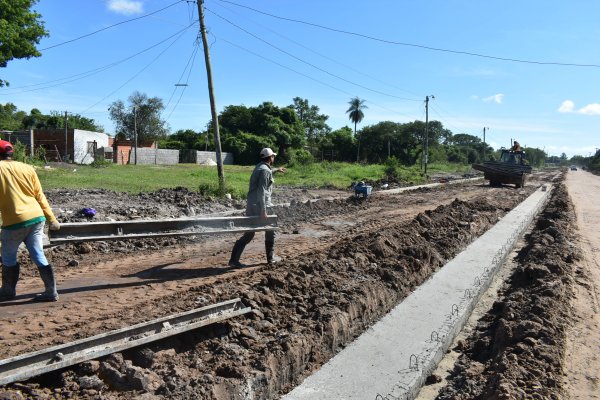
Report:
198,182,245,199
383,156,400,180
90,158,112,168
287,148,314,167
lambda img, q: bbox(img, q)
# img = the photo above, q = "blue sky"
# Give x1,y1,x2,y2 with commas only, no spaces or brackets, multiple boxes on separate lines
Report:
2,0,599,157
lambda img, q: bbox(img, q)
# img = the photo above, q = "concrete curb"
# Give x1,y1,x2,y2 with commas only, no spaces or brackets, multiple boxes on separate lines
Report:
284,184,552,400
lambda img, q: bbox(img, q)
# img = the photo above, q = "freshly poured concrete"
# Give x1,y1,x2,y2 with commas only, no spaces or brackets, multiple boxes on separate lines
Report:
284,185,551,400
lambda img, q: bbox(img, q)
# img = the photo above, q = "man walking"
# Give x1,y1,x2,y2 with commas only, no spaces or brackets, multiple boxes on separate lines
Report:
228,147,285,268
0,140,61,302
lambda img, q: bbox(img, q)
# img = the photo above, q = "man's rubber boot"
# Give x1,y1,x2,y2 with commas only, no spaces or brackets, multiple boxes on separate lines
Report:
228,241,247,268
265,241,281,265
34,265,59,302
0,264,19,301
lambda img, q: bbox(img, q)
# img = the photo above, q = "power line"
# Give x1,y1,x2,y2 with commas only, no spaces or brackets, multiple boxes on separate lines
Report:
40,0,186,51
218,0,600,69
211,0,421,99
216,35,419,123
206,8,420,102
1,23,197,95
166,42,201,121
81,24,194,114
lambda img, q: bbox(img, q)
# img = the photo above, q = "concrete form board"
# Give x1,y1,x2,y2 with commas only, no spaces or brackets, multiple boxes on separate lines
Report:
284,185,551,400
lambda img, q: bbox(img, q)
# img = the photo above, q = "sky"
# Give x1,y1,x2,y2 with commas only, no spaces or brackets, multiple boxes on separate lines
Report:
2,0,600,158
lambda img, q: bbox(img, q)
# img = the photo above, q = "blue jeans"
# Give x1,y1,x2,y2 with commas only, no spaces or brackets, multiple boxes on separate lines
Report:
0,222,48,267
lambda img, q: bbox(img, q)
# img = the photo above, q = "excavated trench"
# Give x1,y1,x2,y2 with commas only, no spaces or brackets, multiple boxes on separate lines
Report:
6,171,582,400
0,184,538,399
434,181,579,399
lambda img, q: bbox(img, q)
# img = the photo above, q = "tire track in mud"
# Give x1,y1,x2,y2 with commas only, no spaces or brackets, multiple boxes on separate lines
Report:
0,186,535,399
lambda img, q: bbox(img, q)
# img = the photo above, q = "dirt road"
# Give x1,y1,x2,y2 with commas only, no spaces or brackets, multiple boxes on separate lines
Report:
563,170,600,398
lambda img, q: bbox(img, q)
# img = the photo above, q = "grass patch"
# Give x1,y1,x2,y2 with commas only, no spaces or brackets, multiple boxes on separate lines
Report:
37,161,470,198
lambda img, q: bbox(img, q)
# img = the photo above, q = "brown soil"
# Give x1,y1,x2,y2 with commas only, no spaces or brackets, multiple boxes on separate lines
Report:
0,170,589,400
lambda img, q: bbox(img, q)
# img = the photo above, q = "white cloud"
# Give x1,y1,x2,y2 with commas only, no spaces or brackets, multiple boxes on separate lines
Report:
578,103,600,115
558,100,575,113
107,0,143,15
558,100,600,115
483,94,504,104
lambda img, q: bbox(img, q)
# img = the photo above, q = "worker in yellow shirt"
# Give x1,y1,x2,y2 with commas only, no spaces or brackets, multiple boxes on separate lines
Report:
0,140,61,302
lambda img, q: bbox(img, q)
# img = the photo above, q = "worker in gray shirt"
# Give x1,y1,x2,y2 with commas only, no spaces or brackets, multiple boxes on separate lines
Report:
229,148,286,268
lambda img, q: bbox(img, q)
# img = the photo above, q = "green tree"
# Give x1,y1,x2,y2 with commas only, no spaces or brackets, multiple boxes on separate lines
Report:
346,97,367,161
319,126,355,162
359,121,419,164
21,108,46,129
0,0,48,87
45,111,103,131
289,97,330,147
109,91,169,144
522,146,547,168
160,129,204,150
0,102,27,130
218,101,305,164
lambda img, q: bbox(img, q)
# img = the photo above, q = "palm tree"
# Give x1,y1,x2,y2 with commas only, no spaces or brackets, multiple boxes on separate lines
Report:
346,97,367,162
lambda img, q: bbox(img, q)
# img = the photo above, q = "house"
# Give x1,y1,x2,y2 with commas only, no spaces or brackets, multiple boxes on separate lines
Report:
3,129,110,164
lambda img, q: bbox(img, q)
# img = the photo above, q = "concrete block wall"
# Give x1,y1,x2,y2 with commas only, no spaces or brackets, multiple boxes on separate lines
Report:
133,148,179,165
180,150,234,165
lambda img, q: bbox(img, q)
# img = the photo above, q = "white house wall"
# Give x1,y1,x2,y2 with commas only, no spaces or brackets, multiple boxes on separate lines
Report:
73,129,109,164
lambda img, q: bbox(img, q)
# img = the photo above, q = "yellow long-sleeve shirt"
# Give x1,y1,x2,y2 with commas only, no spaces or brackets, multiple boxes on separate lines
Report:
0,160,56,229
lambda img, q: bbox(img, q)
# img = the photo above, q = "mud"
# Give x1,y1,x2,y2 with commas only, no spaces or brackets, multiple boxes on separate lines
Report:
435,181,580,399
0,172,574,400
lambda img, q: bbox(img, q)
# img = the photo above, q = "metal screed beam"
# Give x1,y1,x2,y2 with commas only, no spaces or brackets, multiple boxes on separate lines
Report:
0,299,251,386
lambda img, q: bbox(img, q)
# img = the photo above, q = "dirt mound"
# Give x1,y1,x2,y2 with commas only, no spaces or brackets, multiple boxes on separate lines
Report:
436,183,580,399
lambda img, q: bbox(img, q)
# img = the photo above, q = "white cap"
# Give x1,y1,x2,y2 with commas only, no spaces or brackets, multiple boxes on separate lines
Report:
259,147,277,158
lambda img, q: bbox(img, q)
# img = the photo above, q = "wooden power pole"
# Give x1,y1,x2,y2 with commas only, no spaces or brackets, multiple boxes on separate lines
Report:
197,0,225,192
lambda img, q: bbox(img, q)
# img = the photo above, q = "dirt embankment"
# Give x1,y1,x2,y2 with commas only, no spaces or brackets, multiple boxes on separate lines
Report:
0,189,531,399
435,182,580,399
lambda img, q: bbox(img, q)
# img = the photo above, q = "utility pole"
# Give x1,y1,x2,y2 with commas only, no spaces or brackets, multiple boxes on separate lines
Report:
133,105,138,165
64,111,68,162
483,127,489,160
197,0,225,192
424,95,434,175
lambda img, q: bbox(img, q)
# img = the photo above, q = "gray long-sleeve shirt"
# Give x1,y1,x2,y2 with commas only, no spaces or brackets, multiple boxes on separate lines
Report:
246,161,273,216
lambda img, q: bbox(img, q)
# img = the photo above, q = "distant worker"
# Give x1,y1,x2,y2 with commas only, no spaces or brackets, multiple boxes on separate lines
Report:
228,148,286,268
0,140,61,302
511,141,522,152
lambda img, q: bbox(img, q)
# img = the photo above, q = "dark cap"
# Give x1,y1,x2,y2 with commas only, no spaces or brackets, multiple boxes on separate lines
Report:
0,140,14,155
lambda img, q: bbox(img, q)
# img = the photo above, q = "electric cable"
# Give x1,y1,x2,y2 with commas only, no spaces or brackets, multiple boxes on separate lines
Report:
217,0,600,69
210,0,421,98
206,8,420,102
81,23,194,114
1,23,198,95
40,0,186,51
166,41,201,121
217,35,419,123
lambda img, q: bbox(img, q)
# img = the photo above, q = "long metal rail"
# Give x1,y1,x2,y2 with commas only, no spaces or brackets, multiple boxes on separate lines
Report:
47,215,278,245
0,298,251,386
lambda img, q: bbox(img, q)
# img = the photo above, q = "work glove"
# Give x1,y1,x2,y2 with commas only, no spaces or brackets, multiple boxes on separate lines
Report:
49,220,61,231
